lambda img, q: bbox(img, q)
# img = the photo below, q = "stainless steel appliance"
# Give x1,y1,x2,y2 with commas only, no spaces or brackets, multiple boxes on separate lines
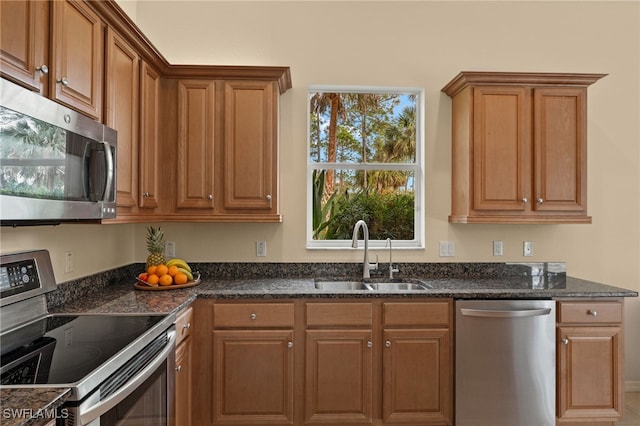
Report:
0,250,175,425
455,300,556,426
0,79,117,225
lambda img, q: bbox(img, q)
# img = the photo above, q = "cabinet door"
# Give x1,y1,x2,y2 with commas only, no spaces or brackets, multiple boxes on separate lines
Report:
382,329,452,424
534,87,587,214
175,337,192,426
105,28,139,210
177,80,215,210
0,0,49,94
139,62,161,209
212,329,294,424
223,80,277,212
51,0,103,120
557,326,623,422
472,86,531,212
305,329,373,424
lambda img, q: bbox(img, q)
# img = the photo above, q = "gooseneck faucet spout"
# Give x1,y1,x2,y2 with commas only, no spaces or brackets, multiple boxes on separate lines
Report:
351,220,378,279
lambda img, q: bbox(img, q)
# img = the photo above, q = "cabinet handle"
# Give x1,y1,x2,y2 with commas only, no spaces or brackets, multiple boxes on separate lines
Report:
287,341,293,348
367,341,373,348
521,197,528,203
385,341,391,347
562,338,569,345
266,194,272,201
537,198,544,204
37,65,49,75
250,313,257,320
208,194,213,200
56,77,69,86
587,310,598,317
175,365,182,373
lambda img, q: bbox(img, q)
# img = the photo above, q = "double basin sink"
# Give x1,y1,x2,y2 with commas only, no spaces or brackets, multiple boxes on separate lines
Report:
314,278,432,292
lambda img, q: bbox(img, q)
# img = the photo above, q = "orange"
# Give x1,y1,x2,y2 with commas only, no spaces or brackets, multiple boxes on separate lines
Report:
155,264,168,276
146,274,159,285
167,265,179,277
174,272,188,285
159,274,173,286
147,265,157,275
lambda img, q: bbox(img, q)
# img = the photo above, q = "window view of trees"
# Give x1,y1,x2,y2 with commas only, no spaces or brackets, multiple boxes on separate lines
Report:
309,88,421,244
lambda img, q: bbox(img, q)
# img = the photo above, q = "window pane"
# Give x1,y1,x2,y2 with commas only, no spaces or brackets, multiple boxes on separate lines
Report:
309,92,417,164
312,169,415,241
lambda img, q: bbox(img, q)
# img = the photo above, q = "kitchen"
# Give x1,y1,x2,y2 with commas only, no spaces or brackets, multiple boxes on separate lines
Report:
0,0,638,425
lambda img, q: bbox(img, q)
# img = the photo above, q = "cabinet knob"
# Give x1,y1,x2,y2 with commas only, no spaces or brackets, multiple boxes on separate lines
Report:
266,194,272,201
537,198,544,204
37,65,49,75
385,341,392,347
208,194,213,200
367,341,373,348
175,365,182,373
521,197,528,203
250,313,257,320
287,341,293,348
56,77,69,86
182,322,191,330
143,192,152,198
562,338,569,345
587,310,598,317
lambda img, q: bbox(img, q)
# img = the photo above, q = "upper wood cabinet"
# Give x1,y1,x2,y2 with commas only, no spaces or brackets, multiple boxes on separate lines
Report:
442,72,605,224
1,0,104,120
0,0,50,94
223,80,277,214
138,62,161,210
51,0,104,121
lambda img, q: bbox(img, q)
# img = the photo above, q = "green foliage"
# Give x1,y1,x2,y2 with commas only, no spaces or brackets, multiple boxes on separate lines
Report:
317,189,414,240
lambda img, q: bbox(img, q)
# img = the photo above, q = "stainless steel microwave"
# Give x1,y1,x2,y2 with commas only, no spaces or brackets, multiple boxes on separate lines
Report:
0,79,117,225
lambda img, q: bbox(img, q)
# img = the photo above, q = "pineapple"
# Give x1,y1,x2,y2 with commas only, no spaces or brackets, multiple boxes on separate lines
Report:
146,226,166,268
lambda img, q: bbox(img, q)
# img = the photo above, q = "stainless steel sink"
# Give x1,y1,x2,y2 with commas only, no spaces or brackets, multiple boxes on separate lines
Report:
314,280,368,290
314,279,431,291
364,282,431,291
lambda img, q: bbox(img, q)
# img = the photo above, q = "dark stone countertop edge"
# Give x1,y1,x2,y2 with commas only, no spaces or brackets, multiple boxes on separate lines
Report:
0,388,71,426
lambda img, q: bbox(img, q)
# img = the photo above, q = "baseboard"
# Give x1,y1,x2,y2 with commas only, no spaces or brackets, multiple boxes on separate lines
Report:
626,380,640,392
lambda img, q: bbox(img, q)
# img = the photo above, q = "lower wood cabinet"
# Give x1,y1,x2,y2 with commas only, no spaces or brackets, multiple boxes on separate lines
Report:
175,306,194,426
557,300,624,424
193,298,453,426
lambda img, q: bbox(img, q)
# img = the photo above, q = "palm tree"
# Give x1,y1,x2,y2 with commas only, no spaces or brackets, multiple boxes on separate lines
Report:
310,92,346,195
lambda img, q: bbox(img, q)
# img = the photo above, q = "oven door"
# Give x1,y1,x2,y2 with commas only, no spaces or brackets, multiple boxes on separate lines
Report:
61,327,175,426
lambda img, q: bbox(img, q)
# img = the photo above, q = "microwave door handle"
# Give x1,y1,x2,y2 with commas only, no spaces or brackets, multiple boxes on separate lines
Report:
101,141,114,202
79,329,176,425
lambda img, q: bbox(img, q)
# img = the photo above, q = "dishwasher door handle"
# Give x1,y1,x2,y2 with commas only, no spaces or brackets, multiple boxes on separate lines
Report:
460,308,552,318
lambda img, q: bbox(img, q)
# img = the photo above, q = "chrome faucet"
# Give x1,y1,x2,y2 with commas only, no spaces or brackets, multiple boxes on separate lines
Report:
385,238,399,280
351,220,378,279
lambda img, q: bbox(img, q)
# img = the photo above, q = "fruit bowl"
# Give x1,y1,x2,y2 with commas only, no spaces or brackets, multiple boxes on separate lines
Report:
135,272,201,291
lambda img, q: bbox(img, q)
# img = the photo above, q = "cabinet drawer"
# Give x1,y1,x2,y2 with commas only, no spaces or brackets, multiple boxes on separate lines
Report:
383,302,450,327
213,303,294,328
306,302,372,327
176,306,194,345
558,301,622,324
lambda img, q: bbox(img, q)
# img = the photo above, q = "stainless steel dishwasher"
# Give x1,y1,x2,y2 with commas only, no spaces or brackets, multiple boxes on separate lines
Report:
455,300,556,426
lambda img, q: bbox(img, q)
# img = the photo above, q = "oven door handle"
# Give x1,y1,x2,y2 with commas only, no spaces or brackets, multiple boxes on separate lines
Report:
79,328,176,425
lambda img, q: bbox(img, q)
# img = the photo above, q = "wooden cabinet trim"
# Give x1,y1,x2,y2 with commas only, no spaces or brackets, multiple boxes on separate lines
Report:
383,301,450,327
558,301,623,324
306,302,373,327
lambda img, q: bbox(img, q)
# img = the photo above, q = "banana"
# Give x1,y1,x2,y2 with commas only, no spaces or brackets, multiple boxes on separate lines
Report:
177,267,193,281
166,258,191,272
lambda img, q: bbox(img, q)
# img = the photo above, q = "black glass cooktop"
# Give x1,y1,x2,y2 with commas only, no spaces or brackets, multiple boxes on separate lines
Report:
0,315,165,385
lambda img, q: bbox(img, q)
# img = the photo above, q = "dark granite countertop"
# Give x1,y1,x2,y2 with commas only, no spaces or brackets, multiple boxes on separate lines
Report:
5,262,636,425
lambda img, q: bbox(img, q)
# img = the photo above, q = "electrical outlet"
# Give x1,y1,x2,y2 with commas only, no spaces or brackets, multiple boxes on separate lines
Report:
439,241,455,257
256,241,267,257
64,251,73,273
493,240,503,256
165,241,176,258
523,241,534,257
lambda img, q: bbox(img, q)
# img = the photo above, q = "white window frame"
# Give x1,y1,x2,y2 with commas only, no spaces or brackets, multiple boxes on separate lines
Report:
306,85,425,249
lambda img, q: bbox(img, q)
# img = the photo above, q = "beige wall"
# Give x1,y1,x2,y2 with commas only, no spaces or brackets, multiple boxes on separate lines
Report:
1,1,638,382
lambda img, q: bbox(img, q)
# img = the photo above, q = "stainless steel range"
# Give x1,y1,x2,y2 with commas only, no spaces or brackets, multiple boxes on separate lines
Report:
0,250,176,425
